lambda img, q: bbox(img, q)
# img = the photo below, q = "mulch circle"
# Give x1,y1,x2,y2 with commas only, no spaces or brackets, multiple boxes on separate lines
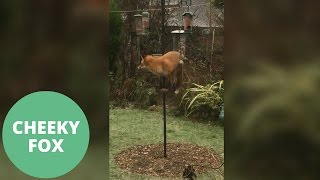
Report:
115,143,223,178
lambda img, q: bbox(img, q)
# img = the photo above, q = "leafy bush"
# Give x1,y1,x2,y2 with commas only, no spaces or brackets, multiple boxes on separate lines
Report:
181,80,224,120
110,77,157,108
133,78,157,107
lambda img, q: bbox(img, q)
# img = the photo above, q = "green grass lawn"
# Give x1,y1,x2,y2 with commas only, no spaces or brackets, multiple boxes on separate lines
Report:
110,108,224,180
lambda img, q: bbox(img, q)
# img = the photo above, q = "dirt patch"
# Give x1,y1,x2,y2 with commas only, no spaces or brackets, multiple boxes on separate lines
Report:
115,143,223,178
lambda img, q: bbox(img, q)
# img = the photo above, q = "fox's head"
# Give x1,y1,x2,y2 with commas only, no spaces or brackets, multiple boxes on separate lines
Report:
137,55,151,70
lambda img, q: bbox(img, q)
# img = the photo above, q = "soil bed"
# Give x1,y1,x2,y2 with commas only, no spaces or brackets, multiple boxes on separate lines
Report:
115,143,223,178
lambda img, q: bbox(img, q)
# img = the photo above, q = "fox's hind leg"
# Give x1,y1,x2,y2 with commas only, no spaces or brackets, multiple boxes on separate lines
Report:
172,71,178,84
167,74,173,91
174,63,183,94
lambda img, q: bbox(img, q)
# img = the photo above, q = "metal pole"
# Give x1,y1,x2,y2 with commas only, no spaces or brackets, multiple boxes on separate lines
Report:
161,0,165,54
161,0,167,159
137,35,140,63
162,76,167,158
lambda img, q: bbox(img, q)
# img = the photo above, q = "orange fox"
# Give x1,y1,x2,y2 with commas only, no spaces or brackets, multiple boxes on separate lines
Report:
138,51,185,94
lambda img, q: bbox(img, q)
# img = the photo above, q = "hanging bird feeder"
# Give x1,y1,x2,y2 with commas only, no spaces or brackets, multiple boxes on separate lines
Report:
182,12,193,33
134,14,143,35
141,11,150,35
171,30,186,52
219,104,224,121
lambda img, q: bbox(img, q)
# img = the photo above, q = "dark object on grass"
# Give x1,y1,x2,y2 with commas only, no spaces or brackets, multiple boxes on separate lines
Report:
182,164,197,180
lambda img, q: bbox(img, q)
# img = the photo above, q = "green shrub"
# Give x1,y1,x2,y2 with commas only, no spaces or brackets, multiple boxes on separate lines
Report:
110,77,157,108
181,80,224,120
133,78,157,107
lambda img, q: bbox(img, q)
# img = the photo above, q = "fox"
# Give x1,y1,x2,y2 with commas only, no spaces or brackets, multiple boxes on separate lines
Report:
138,51,186,94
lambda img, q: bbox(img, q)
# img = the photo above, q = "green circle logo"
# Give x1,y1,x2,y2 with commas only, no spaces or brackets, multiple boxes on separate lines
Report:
2,91,90,178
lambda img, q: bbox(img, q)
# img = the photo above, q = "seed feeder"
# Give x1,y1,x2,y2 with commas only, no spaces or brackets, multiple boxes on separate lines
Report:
142,11,150,35
219,104,224,121
134,14,143,35
183,12,193,33
171,30,186,53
